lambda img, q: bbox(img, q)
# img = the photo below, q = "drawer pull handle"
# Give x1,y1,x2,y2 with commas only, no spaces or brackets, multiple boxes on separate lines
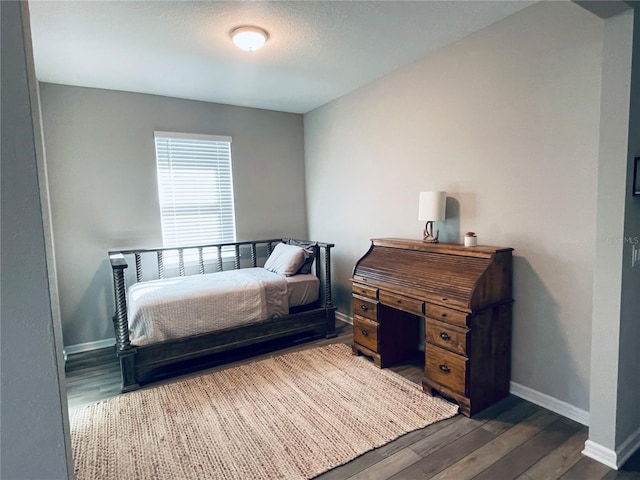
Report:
441,313,447,318
442,297,448,301
439,364,450,374
439,332,451,341
360,305,368,311
361,329,369,336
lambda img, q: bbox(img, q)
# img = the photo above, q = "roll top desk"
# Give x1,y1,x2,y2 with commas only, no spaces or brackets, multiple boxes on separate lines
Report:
351,238,513,417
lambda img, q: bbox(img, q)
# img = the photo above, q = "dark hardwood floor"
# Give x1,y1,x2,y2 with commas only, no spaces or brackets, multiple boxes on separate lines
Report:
65,321,640,480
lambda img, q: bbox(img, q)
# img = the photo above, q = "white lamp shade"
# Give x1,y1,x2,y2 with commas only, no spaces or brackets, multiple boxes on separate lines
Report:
418,191,446,221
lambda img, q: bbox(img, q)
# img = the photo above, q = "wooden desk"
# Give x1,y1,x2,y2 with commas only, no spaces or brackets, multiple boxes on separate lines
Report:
351,238,513,417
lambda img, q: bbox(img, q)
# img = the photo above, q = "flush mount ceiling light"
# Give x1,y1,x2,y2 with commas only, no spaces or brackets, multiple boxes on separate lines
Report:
230,26,268,52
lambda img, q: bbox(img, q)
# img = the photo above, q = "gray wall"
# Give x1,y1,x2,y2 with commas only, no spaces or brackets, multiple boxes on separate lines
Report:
587,4,640,463
39,84,307,346
616,2,640,445
617,4,640,449
304,1,603,413
1,1,72,478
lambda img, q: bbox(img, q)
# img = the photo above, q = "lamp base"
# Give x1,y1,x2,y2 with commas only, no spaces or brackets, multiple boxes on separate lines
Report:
423,221,440,243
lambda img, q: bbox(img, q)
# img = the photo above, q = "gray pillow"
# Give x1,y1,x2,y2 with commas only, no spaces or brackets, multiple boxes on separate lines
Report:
263,243,308,276
287,239,317,275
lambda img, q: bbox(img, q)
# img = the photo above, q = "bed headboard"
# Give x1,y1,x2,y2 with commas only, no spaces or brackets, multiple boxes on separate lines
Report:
109,238,333,283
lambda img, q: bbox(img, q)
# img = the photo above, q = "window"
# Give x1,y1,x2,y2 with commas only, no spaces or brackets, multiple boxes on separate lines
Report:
154,132,236,250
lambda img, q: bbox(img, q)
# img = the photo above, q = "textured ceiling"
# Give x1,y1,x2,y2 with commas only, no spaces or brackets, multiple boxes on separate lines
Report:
28,1,536,114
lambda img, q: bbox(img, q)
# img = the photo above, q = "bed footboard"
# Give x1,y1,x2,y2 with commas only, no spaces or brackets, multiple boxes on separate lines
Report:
109,238,336,392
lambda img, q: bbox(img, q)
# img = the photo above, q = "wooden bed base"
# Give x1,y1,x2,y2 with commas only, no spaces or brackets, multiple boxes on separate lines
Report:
109,238,336,392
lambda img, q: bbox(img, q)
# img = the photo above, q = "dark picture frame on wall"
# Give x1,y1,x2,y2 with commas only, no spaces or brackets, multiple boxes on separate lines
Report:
635,157,640,196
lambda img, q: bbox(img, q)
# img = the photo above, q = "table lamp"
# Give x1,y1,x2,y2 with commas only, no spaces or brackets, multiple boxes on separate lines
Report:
418,191,446,243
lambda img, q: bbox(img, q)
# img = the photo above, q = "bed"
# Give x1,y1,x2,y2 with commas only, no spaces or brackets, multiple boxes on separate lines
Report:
109,238,336,392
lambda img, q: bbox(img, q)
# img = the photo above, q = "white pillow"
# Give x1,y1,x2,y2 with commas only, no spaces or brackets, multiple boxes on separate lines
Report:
263,243,308,276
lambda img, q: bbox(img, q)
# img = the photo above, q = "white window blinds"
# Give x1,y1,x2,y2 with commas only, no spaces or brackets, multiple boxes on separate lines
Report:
154,132,236,248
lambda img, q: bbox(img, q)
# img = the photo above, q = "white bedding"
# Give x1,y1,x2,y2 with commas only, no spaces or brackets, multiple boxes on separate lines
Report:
285,273,320,306
128,267,293,346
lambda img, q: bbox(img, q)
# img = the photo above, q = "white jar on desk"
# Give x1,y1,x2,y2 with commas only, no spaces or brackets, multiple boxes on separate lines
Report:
464,232,478,247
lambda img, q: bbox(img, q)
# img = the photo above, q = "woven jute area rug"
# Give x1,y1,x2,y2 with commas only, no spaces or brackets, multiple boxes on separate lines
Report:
71,343,458,480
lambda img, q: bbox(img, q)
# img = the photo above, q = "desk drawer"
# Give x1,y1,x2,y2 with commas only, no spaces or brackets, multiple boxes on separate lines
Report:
353,315,378,352
352,283,378,300
425,345,467,395
425,303,469,327
379,291,424,316
352,295,378,321
426,318,468,356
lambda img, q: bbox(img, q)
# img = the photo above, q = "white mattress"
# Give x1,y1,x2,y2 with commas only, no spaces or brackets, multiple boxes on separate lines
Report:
286,273,319,306
127,268,319,346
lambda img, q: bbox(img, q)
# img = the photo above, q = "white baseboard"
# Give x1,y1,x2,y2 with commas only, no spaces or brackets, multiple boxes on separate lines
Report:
583,425,640,470
339,319,591,426
64,338,115,358
509,381,590,426
333,317,638,468
582,440,619,469
335,311,352,324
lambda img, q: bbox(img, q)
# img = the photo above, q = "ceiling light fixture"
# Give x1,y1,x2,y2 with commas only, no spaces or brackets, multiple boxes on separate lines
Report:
230,26,268,52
